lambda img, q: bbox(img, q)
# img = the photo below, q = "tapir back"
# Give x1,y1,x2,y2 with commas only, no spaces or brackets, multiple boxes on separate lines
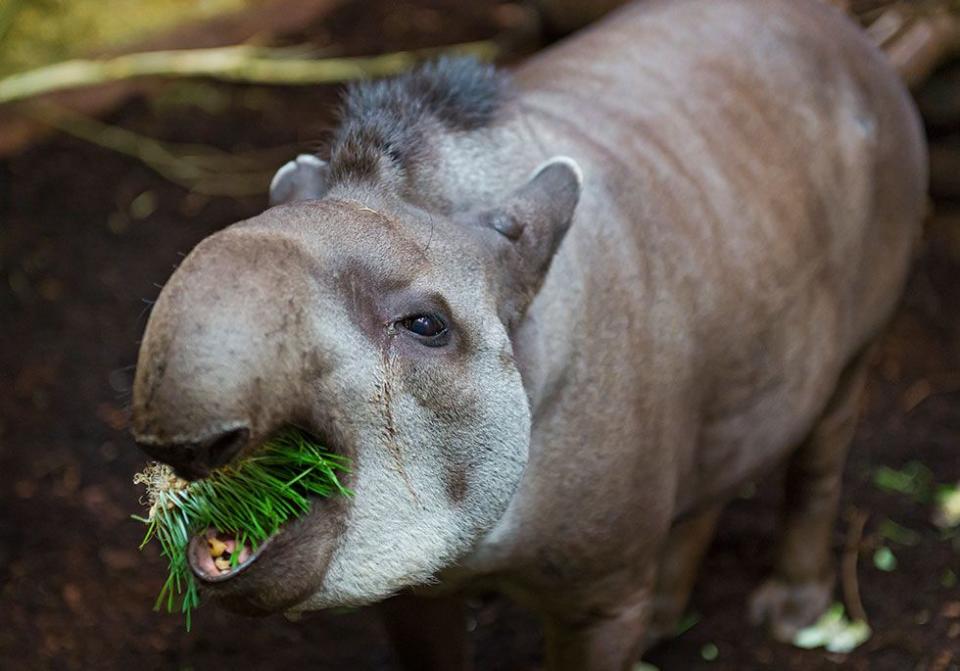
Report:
470,0,926,577
517,0,925,348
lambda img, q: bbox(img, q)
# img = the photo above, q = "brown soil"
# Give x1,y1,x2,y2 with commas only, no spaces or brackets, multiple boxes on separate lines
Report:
1,1,959,669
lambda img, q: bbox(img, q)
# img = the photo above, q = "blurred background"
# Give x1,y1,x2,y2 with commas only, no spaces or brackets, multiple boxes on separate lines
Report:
1,1,959,669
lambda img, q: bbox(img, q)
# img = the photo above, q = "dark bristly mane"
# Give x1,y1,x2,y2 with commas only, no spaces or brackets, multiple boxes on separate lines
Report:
328,56,511,183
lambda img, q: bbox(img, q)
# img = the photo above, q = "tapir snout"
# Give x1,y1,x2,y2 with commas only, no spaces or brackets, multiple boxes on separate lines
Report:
131,227,325,479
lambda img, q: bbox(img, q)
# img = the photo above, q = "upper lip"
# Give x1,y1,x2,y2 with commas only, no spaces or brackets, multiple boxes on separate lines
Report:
133,425,251,482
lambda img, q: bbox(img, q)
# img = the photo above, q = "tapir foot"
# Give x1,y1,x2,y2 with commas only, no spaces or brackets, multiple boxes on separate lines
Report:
751,348,872,644
748,575,833,642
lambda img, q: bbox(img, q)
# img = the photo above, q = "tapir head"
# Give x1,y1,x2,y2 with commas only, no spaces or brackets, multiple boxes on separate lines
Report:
131,154,581,613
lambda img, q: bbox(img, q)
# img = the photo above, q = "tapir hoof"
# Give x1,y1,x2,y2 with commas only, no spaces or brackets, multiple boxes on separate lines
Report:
748,575,834,642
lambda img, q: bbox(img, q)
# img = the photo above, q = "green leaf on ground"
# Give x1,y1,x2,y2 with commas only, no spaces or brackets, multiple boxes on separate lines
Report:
700,643,719,661
934,483,960,529
676,611,701,635
792,603,871,654
872,461,935,503
877,518,921,546
873,546,897,572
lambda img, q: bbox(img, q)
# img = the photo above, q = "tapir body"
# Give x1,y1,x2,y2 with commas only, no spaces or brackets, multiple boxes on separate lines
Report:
131,0,927,668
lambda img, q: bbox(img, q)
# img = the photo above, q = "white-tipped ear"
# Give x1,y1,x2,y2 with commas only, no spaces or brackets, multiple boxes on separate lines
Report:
476,156,583,325
269,154,330,206
485,155,582,245
528,155,583,188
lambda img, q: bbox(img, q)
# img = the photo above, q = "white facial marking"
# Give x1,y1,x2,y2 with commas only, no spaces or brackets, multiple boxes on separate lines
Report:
292,305,531,611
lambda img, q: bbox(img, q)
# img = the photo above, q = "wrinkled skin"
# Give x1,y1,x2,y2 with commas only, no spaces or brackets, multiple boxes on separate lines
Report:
131,0,927,668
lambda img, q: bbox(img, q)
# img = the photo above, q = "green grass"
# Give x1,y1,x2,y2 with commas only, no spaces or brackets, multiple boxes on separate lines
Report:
133,428,350,630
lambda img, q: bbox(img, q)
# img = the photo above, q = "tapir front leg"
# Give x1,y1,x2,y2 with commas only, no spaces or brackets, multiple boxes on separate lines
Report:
648,504,724,645
543,575,656,671
379,592,470,671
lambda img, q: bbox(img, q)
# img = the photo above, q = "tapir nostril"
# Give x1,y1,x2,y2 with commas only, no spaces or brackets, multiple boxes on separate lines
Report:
135,427,251,481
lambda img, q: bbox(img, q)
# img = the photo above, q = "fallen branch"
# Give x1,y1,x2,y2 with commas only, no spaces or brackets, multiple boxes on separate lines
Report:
0,0,349,158
862,1,960,89
0,41,500,107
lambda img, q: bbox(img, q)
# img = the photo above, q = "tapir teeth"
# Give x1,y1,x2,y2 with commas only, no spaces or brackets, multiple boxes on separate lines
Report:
192,528,256,579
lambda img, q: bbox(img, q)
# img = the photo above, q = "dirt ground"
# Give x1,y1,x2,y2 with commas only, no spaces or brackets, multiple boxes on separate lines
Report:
1,1,959,669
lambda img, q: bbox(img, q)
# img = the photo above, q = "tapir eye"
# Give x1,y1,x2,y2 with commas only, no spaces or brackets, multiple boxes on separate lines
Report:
399,314,448,344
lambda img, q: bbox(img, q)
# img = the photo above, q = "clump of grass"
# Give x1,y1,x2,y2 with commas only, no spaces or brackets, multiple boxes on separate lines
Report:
133,428,350,630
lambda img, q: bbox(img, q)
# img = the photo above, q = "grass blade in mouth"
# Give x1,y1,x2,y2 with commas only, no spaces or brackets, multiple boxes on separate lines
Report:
133,427,351,630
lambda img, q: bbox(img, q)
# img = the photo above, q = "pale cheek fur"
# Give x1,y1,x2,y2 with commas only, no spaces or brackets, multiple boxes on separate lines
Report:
295,338,530,610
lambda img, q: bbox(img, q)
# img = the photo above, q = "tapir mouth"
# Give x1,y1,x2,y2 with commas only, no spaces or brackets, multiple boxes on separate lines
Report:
175,427,353,613
183,493,347,616
188,527,275,582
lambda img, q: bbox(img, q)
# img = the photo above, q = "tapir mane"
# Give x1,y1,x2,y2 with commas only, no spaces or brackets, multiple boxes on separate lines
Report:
328,56,512,183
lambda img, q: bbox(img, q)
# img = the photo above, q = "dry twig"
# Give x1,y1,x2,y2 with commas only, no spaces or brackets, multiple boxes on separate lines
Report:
842,507,870,625
28,104,298,196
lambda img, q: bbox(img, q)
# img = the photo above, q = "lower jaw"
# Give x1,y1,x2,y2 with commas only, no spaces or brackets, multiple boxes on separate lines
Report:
184,522,331,615
184,491,352,613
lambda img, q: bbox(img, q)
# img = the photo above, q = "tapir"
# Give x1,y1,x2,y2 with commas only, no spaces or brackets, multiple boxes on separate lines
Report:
130,0,928,668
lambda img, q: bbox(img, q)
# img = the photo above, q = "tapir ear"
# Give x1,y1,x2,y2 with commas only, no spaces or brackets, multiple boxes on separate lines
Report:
269,154,330,206
478,156,582,321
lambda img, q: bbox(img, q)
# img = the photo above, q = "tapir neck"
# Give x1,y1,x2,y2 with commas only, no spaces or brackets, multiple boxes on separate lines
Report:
400,104,559,215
